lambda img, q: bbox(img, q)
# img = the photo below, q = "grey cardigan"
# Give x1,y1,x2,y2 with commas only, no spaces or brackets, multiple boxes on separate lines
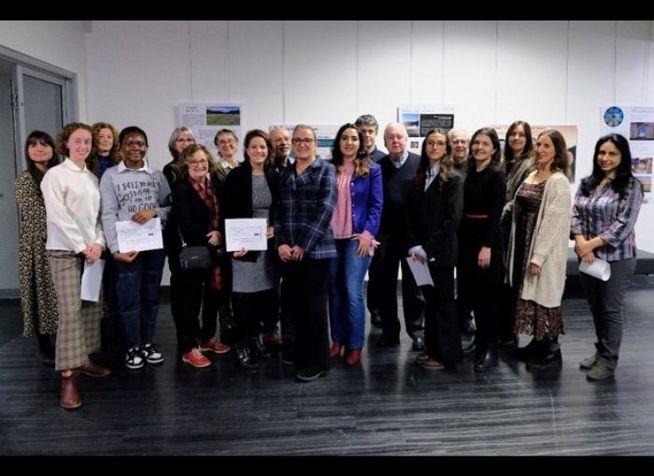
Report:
506,171,571,308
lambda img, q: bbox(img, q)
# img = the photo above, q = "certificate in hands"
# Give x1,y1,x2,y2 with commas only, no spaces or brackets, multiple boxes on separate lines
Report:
225,218,268,252
116,217,164,253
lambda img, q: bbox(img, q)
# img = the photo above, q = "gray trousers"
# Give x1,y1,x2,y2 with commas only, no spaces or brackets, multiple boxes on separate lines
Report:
580,257,636,369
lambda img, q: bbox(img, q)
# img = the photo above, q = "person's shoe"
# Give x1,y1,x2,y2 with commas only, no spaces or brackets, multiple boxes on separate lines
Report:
235,344,260,370
511,338,539,362
139,343,164,365
586,360,615,381
125,347,145,370
412,336,425,351
370,310,383,329
329,341,342,359
376,334,400,347
76,361,111,378
579,352,599,370
200,337,231,354
295,368,330,382
60,371,82,410
420,356,445,370
182,348,211,368
474,345,499,372
526,349,562,369
345,349,362,366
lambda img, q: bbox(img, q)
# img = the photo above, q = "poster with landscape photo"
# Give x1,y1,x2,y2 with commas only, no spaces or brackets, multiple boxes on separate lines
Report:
178,103,243,159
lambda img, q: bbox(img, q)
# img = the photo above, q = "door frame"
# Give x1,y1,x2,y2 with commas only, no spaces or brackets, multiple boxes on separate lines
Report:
0,46,77,297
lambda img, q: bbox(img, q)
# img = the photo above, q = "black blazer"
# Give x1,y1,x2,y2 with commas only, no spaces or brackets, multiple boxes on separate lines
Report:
405,169,463,267
222,162,279,262
172,176,224,249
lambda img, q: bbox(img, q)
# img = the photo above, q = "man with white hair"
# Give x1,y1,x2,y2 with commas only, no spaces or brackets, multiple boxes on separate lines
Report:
376,123,424,351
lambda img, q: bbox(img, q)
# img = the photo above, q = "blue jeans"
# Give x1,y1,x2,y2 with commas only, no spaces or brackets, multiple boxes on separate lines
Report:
114,249,166,349
329,239,372,349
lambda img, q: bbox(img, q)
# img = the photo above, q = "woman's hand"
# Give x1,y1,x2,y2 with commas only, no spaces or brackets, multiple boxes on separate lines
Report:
131,209,157,224
266,226,274,239
353,233,372,257
84,243,104,263
112,251,139,263
206,230,221,247
278,244,293,262
477,246,491,269
580,252,595,264
528,262,541,276
410,252,427,265
233,247,248,258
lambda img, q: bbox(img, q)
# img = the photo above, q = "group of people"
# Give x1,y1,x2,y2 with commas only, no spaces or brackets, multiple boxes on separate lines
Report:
15,115,643,410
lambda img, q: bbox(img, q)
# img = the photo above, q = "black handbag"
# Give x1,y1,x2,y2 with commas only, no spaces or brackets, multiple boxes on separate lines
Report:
179,245,211,271
178,225,211,271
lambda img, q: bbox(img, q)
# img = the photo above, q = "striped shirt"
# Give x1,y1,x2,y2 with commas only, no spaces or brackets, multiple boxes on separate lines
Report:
571,177,643,262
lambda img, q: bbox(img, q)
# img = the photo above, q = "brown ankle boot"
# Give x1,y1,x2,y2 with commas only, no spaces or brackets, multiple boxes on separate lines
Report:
60,370,82,410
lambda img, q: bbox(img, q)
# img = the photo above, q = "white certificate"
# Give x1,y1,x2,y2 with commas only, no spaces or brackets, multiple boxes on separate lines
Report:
225,218,268,252
116,217,164,253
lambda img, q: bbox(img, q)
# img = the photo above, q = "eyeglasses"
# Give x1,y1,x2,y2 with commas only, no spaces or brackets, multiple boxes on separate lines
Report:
426,140,446,147
292,137,314,144
188,159,208,166
176,138,195,143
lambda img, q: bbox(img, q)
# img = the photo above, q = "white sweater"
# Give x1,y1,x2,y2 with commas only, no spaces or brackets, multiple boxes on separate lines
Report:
41,158,105,253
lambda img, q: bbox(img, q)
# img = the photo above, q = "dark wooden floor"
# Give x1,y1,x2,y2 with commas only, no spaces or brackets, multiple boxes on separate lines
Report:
1,276,653,456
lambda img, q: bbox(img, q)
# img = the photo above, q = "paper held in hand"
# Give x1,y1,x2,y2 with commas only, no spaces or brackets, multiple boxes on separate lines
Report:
116,217,163,253
405,256,434,287
225,218,268,252
579,258,611,281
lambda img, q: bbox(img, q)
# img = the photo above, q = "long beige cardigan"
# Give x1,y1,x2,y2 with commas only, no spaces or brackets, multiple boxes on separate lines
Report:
506,171,571,308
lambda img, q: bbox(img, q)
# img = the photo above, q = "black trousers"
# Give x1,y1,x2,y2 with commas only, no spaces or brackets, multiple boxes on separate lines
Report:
423,265,462,365
281,258,331,374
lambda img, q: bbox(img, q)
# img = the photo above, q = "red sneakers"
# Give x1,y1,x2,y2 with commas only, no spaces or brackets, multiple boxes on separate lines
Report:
200,337,231,354
182,348,211,368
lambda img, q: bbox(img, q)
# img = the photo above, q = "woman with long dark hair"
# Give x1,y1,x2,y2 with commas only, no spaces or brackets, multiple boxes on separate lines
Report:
327,123,382,366
406,129,463,370
15,131,60,365
572,133,643,381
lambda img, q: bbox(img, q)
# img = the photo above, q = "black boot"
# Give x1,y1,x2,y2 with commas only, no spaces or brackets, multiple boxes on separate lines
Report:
527,338,562,368
474,344,498,372
511,337,539,362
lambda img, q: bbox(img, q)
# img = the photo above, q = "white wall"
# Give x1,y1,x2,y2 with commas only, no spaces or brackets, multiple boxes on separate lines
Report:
0,21,88,118
2,20,652,255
